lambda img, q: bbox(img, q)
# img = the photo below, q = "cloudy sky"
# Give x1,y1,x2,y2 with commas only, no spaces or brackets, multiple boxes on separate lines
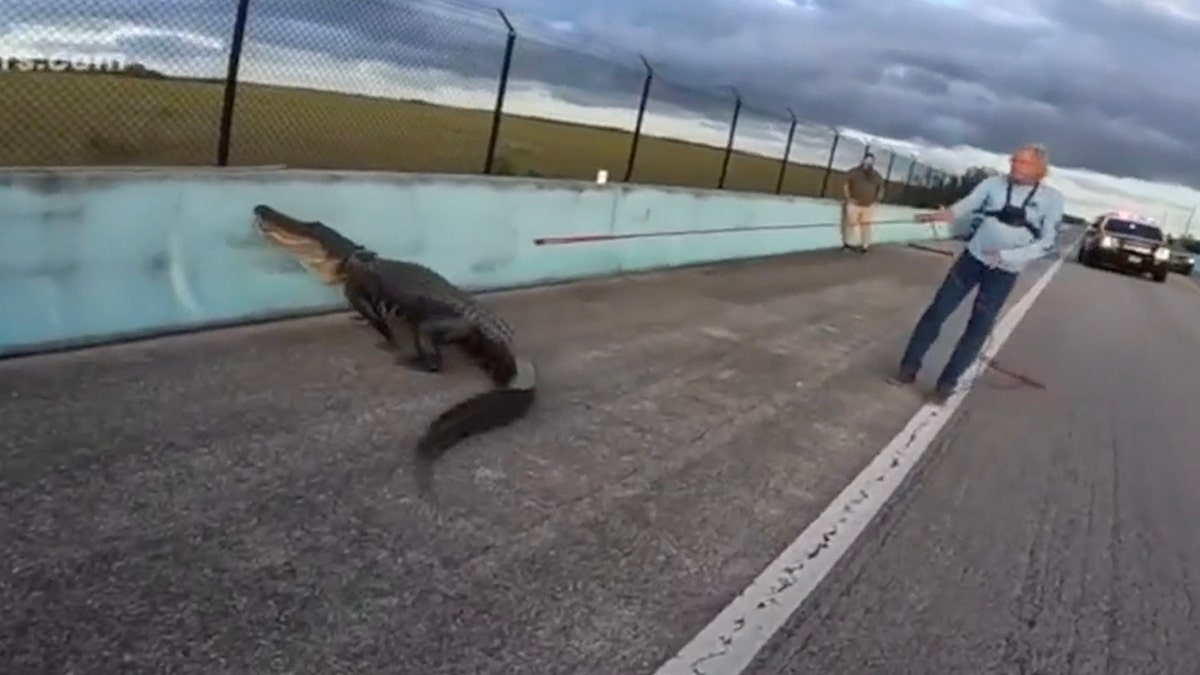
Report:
5,0,1200,229
504,0,1200,177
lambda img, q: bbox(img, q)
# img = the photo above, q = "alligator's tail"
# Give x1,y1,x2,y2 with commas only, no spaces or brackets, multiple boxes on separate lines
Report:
412,355,536,492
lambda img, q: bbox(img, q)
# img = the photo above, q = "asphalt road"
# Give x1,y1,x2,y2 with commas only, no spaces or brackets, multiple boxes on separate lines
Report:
746,249,1200,674
2,237,1198,675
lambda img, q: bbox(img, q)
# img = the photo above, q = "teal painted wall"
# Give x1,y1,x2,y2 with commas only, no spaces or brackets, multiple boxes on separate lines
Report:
0,168,944,357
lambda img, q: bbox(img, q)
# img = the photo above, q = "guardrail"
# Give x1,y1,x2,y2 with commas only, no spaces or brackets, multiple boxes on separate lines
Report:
0,168,950,358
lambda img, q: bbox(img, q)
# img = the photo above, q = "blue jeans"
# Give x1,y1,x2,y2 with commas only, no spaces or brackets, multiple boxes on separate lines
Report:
900,251,1019,390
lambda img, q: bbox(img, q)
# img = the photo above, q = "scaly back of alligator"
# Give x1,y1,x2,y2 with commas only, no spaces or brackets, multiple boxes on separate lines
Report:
368,259,523,384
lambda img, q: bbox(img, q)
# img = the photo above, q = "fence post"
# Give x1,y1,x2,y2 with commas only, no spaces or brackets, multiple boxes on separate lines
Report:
900,159,917,201
216,0,252,166
818,128,841,198
882,151,896,200
717,87,741,189
774,108,797,195
623,55,653,183
484,9,516,174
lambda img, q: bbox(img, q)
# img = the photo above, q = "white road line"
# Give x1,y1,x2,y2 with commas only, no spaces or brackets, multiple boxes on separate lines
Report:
651,235,1082,675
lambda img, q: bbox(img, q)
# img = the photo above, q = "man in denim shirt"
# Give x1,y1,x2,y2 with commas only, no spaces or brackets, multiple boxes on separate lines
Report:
891,144,1064,402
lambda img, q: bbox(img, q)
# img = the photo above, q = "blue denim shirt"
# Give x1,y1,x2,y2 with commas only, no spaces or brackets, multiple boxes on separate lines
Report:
947,174,1064,274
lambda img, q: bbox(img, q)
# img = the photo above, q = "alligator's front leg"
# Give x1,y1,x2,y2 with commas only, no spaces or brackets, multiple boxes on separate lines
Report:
344,283,390,340
390,315,475,372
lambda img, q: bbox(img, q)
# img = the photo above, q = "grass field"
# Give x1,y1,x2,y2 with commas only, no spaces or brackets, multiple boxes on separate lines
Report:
3,71,940,204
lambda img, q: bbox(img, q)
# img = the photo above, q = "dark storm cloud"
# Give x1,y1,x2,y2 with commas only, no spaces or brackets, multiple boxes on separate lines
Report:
14,0,1199,184
482,0,1200,184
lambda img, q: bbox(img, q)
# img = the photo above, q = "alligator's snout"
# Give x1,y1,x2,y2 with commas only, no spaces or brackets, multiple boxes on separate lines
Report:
252,204,352,285
252,205,311,239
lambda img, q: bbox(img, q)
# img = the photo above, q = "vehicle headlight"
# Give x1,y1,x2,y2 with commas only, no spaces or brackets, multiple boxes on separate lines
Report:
1100,236,1116,248
1153,247,1170,261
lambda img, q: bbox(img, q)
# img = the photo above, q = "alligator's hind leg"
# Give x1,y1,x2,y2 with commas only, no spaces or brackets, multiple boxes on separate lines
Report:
395,316,474,373
376,309,438,371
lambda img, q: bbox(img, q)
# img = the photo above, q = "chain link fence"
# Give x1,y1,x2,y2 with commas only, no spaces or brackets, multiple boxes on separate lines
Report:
3,0,967,205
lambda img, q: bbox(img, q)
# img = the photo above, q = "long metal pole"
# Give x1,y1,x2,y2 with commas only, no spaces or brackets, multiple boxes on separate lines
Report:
533,217,922,246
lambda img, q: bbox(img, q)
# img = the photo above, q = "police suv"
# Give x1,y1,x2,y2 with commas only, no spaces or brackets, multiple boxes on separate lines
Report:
1076,211,1171,282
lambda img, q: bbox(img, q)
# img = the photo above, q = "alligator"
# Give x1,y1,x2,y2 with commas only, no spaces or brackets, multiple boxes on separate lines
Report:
251,205,537,486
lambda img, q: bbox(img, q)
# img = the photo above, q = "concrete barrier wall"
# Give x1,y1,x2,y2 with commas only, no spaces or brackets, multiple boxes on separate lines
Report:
0,168,946,358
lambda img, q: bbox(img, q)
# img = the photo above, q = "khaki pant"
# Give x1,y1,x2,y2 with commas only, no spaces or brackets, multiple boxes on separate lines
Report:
842,202,876,249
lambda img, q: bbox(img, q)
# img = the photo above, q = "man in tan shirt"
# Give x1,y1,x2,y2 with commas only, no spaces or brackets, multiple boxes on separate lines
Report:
841,152,885,254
